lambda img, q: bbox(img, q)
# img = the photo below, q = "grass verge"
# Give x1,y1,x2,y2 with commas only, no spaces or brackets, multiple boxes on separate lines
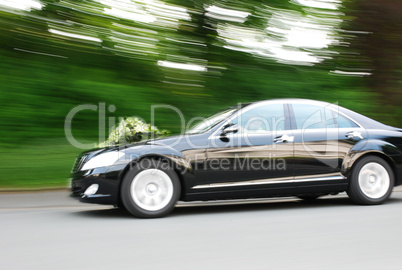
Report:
0,139,83,190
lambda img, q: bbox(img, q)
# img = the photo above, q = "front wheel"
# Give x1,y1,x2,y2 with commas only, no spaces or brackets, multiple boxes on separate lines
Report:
347,156,394,205
121,159,181,218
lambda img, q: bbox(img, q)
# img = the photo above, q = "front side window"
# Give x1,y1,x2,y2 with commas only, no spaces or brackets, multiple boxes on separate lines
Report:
291,104,359,130
231,103,285,133
187,108,237,134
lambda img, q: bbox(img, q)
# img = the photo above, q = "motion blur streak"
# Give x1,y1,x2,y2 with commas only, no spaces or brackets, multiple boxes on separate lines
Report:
293,0,341,10
0,0,401,190
0,0,43,12
49,28,102,43
157,60,207,72
205,5,250,23
216,3,342,65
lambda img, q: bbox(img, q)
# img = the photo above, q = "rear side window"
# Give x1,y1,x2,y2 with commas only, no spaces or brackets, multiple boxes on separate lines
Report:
332,111,359,128
291,104,359,130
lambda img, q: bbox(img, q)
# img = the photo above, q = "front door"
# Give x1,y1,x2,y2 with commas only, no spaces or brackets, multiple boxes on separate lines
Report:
196,102,294,190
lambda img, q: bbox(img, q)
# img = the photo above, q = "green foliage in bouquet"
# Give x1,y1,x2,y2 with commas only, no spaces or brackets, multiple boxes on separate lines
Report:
97,117,169,148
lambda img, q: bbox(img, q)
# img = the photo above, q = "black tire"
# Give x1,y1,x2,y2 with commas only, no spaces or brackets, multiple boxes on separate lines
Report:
347,156,394,205
121,159,181,218
297,195,320,202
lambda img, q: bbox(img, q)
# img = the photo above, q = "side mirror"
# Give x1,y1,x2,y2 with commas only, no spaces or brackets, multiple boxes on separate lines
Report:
221,124,239,136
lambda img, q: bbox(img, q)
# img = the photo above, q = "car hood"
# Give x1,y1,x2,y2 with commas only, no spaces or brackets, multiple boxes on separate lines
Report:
86,134,186,153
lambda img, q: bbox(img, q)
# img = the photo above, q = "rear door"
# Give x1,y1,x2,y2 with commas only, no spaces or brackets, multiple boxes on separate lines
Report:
289,102,366,182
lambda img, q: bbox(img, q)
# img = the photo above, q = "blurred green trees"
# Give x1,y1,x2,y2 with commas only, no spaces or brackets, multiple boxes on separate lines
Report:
0,0,400,188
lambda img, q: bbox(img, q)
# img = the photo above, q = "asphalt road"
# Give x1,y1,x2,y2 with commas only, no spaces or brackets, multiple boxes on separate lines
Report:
1,189,402,270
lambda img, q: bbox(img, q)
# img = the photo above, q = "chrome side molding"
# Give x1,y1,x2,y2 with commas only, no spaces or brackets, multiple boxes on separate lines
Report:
192,175,346,189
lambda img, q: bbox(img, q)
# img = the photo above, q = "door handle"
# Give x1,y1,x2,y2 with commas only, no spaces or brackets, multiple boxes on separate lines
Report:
273,134,294,143
345,131,363,140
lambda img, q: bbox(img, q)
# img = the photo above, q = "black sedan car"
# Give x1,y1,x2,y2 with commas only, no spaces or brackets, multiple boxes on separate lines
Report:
71,99,402,218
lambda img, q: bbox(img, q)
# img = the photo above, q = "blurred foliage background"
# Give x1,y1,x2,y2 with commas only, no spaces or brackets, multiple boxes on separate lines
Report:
0,0,401,188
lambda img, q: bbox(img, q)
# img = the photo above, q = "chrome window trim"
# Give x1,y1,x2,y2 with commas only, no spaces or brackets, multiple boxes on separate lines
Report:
208,129,292,141
208,100,363,141
287,126,366,135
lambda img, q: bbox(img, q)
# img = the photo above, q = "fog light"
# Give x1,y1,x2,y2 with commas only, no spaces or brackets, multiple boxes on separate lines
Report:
84,184,99,196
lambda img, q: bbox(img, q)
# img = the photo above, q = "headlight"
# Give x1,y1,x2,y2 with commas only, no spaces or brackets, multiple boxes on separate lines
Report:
81,151,125,171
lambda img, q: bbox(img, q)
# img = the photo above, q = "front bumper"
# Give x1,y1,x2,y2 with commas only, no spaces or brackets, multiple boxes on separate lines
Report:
70,164,126,205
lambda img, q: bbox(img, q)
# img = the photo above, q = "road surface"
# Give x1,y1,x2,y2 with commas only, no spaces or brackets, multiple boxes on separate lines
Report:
1,189,402,270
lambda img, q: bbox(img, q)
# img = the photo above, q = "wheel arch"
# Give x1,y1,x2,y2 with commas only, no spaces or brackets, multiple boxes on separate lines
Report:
344,151,397,186
117,153,189,206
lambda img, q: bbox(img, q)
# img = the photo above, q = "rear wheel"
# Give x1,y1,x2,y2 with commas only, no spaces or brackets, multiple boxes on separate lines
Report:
121,159,180,218
347,156,394,205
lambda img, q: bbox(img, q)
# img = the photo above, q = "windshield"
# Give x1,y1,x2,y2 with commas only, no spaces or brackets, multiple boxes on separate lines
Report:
186,108,238,134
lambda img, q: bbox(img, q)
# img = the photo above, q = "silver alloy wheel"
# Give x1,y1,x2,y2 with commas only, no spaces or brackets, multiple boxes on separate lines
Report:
358,162,390,199
130,169,174,211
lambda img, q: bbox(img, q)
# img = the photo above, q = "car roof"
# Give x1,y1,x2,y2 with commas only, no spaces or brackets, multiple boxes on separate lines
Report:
252,98,329,105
